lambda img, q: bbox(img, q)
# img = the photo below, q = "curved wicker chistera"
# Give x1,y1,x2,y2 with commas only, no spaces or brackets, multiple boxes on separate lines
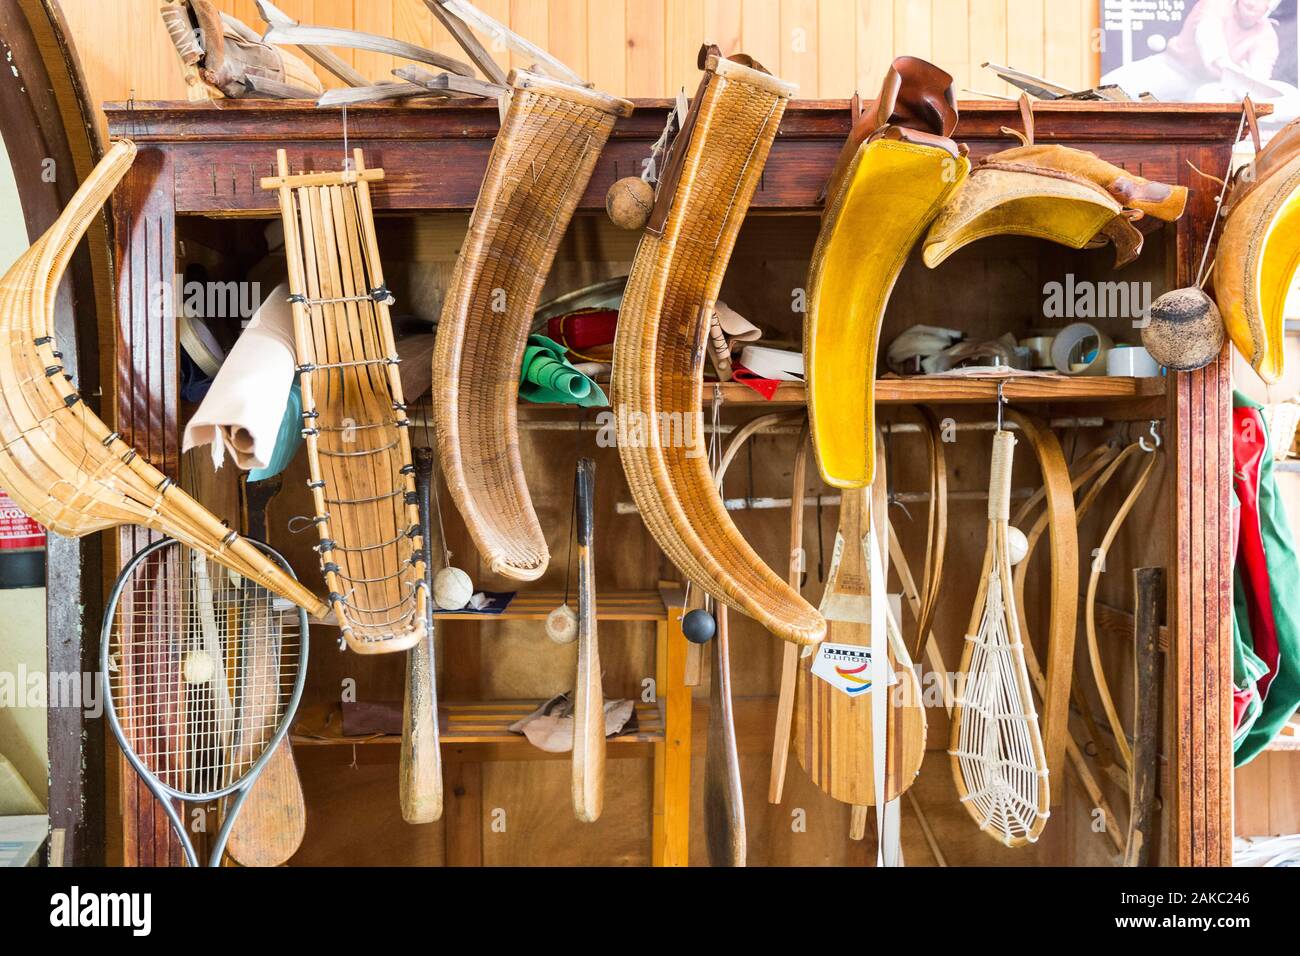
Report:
0,138,325,617
1214,113,1300,384
434,72,633,582
805,57,969,490
612,48,823,647
262,149,426,654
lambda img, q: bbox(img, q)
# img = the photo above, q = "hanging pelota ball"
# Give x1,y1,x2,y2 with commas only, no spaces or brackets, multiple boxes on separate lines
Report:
433,566,474,610
1006,526,1029,566
681,608,717,644
605,176,654,230
1141,287,1224,371
545,603,578,644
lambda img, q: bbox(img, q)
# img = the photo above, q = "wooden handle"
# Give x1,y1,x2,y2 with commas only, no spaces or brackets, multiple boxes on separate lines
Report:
572,457,605,822
1124,566,1163,867
402,447,444,823
225,475,306,867
705,605,746,866
769,423,809,804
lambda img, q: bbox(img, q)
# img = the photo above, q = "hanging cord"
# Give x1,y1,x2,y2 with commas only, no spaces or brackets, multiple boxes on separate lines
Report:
1193,106,1249,289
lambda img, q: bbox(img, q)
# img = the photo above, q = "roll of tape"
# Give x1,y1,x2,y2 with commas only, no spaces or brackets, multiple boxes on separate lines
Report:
1051,322,1113,376
1019,335,1056,370
1105,345,1160,377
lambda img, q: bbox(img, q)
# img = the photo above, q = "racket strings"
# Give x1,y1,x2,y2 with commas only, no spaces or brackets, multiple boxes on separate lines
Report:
951,565,1049,845
108,543,303,798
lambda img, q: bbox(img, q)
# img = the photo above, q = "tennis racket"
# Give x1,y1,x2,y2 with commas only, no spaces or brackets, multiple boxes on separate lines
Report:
102,537,308,867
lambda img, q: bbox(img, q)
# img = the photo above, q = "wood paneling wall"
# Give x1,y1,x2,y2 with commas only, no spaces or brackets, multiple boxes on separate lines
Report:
60,0,1101,110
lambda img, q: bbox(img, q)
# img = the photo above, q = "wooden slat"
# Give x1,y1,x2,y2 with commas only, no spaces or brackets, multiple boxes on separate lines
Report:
625,0,666,97
779,0,819,95
509,0,550,73
431,588,668,620
741,0,780,68
705,0,743,57
352,0,395,80
893,0,931,62
931,0,971,94
586,0,626,92
1005,0,1043,88
547,0,588,82
665,0,706,97
716,375,1167,406
855,0,893,97
816,0,855,98
292,700,664,746
967,0,1007,96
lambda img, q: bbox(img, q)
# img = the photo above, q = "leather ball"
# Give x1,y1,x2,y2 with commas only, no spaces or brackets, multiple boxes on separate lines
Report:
433,566,474,610
605,176,654,230
545,604,578,644
1141,287,1224,371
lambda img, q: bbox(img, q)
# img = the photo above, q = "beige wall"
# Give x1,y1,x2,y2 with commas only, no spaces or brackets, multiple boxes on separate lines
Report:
59,0,1101,109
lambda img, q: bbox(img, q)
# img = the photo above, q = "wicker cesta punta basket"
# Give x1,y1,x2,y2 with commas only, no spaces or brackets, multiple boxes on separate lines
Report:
434,72,633,583
0,139,325,616
612,48,824,647
263,149,426,654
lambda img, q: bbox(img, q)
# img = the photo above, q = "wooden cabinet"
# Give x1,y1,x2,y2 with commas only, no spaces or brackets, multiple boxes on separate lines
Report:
103,97,1241,866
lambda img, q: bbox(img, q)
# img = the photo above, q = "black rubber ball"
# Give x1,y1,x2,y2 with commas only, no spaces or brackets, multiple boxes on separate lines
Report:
682,608,717,644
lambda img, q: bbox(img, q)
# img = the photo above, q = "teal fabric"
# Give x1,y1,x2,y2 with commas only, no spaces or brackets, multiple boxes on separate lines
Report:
1233,390,1300,765
518,335,608,407
249,383,303,482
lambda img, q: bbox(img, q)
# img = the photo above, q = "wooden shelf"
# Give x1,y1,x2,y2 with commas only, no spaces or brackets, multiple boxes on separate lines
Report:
291,700,664,750
432,589,667,622
714,376,1167,406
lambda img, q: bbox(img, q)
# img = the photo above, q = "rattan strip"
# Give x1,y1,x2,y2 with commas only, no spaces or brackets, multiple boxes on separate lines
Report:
433,71,632,583
264,149,426,654
0,139,326,616
611,57,823,647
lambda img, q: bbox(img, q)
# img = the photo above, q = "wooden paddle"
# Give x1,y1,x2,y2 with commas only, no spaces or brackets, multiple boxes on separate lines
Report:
794,482,925,807
1124,567,1163,867
402,447,443,823
571,457,604,822
225,474,307,867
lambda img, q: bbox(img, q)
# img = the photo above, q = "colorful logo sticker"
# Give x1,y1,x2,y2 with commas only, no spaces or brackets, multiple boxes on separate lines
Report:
810,642,896,698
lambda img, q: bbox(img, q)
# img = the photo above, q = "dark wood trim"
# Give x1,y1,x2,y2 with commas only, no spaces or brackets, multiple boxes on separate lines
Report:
0,0,109,867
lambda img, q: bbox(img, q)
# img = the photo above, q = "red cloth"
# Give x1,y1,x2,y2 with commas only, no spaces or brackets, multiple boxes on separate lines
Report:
730,364,782,400
1234,405,1281,698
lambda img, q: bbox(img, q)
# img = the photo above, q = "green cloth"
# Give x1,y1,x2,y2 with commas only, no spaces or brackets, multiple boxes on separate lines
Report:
249,383,303,482
518,335,607,407
1233,390,1300,765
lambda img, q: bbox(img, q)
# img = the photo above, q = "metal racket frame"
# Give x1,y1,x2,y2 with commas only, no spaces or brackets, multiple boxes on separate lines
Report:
101,536,310,867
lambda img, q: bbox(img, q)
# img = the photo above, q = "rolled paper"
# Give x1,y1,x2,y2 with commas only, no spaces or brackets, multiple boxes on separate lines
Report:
519,335,608,407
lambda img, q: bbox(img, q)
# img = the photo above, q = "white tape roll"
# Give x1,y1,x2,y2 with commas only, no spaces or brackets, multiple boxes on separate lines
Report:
1050,322,1113,376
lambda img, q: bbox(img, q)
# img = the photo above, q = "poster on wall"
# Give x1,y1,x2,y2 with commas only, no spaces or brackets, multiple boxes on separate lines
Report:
1100,0,1298,131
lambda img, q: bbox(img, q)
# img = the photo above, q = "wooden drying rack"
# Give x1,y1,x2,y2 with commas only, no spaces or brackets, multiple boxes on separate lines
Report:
103,96,1243,866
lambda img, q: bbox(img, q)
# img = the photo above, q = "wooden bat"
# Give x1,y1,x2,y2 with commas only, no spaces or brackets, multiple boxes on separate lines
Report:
705,604,746,866
571,457,604,821
768,422,810,804
225,473,307,867
794,482,925,806
1125,567,1163,867
402,447,444,823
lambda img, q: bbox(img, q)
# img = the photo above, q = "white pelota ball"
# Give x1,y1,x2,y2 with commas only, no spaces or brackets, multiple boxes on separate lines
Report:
1007,526,1029,566
546,604,578,644
183,650,215,685
433,566,474,610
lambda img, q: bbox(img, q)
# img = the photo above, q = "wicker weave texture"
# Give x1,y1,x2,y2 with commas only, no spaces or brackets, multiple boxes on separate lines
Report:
0,139,325,616
612,57,823,647
434,72,631,582
266,150,426,654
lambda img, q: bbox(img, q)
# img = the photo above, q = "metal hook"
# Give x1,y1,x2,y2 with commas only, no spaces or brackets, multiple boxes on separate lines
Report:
1139,420,1162,453
996,379,1007,432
